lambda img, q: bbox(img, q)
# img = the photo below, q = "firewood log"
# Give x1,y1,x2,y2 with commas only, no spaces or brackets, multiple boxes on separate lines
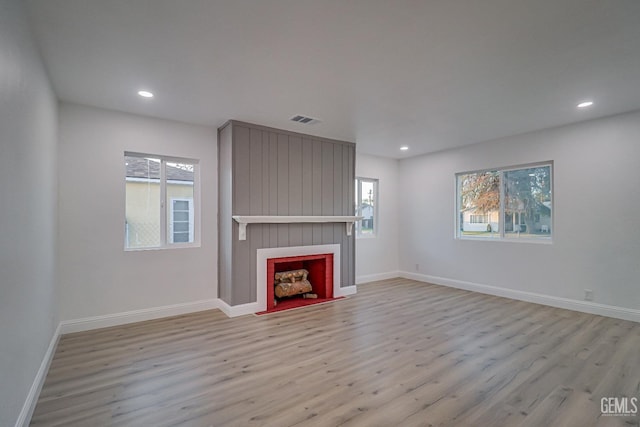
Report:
274,279,312,298
274,269,309,284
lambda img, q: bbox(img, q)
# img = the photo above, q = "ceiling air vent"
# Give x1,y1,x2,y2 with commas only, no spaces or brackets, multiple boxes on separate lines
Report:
290,114,321,125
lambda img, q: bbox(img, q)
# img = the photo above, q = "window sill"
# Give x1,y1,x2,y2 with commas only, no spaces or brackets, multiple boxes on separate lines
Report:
356,234,377,239
456,236,552,245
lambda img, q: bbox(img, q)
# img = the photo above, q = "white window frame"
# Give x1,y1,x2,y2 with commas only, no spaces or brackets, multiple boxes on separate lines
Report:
456,161,553,243
125,152,200,250
355,177,379,238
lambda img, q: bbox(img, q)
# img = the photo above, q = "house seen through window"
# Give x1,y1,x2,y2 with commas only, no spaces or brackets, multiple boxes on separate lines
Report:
125,153,198,249
457,163,552,241
355,177,378,237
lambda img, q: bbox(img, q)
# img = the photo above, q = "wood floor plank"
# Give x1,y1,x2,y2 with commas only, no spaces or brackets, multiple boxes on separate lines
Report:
31,279,640,426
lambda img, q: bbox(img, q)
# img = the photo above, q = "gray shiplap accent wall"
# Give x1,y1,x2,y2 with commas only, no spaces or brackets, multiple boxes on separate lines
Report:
218,121,355,306
218,124,233,303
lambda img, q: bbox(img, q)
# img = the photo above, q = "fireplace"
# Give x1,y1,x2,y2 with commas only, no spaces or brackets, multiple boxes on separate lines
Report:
256,244,342,314
266,253,333,311
218,121,357,317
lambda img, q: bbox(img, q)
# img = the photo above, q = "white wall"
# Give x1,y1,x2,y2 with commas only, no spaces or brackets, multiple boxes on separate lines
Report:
355,153,400,282
0,0,58,425
58,103,218,322
399,111,640,313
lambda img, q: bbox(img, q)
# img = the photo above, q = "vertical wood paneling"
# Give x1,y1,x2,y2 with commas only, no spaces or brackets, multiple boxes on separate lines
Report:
311,140,323,244
232,235,250,305
268,133,279,248
222,121,356,305
249,128,263,215
288,136,303,246
288,136,303,215
233,126,251,215
322,142,335,243
342,230,349,287
232,126,251,305
277,134,289,246
321,142,334,215
333,145,344,255
218,124,233,304
301,139,313,216
276,134,289,214
249,223,262,303
345,145,353,215
301,139,314,245
261,131,270,247
333,145,344,215
313,227,323,246
248,129,263,303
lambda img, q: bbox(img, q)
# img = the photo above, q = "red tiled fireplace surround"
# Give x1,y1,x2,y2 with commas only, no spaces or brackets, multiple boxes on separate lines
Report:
255,244,344,315
267,254,333,311
266,253,334,312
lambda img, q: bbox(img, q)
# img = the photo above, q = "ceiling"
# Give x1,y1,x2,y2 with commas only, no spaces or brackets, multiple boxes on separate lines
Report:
26,0,640,159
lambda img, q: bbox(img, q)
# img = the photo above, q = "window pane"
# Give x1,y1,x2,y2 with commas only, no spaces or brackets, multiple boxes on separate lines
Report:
167,161,195,244
173,222,189,233
173,200,189,210
360,181,374,235
355,178,378,237
173,211,189,222
503,166,552,240
458,171,501,238
173,233,189,243
125,156,161,248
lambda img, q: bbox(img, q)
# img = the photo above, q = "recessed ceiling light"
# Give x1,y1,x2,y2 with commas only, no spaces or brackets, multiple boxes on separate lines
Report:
138,90,154,98
577,101,593,108
400,146,409,151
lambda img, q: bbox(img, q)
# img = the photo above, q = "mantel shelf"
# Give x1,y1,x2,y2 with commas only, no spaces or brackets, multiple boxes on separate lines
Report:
232,215,363,240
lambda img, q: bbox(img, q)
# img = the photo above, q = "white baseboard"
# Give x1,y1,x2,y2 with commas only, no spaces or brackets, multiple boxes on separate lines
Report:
335,285,358,297
217,299,261,317
356,271,401,285
15,323,61,427
59,299,220,334
400,271,640,323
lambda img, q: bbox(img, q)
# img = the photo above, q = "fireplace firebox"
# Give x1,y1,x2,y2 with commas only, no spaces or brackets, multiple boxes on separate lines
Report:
255,244,346,316
266,254,334,311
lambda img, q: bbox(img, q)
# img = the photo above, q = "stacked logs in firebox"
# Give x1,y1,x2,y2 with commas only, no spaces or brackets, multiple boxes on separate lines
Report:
274,269,317,306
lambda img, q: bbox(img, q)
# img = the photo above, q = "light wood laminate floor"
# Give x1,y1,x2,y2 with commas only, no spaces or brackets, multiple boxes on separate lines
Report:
32,279,640,426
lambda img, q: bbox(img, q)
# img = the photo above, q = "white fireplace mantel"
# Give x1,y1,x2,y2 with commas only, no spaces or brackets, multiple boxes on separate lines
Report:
232,215,363,240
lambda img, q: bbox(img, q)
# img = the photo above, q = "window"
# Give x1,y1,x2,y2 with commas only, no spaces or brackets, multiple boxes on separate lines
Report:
125,153,198,249
169,198,194,243
355,177,378,237
469,214,489,224
457,163,552,241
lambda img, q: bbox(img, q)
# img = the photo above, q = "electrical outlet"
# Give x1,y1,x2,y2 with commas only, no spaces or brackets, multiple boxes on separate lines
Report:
584,289,594,301
415,263,419,272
